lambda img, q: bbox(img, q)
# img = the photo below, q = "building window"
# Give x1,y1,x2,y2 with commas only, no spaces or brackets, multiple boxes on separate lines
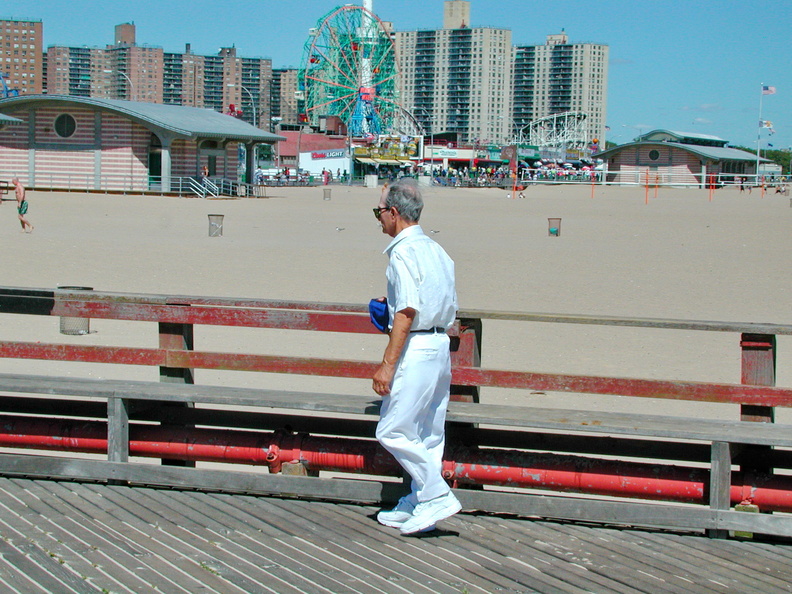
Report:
648,149,660,161
54,113,76,138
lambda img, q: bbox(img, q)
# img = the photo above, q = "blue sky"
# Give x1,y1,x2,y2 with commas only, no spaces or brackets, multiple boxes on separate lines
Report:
8,0,790,150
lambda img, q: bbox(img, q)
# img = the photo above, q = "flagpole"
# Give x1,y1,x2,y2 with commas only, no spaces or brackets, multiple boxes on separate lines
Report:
756,83,763,180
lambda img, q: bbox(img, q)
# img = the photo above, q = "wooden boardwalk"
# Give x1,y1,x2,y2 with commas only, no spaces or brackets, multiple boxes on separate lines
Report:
0,478,788,593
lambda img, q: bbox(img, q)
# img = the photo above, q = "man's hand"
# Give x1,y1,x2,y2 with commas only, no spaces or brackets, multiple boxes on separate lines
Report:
373,361,396,396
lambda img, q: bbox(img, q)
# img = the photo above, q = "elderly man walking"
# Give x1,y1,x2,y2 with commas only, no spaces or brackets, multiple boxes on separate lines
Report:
372,178,461,535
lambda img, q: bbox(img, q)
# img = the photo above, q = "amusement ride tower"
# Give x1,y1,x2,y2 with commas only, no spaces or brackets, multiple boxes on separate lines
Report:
299,1,407,137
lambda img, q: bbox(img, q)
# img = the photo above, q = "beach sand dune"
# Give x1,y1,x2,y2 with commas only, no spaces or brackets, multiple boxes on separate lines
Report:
0,184,789,419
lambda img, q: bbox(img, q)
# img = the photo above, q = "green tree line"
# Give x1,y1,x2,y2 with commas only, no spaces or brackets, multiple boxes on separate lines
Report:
731,146,792,174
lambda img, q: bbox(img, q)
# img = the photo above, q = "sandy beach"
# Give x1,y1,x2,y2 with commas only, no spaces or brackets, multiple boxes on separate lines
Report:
0,182,790,420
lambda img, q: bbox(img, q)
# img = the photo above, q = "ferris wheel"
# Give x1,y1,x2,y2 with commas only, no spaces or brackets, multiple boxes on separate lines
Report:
299,3,402,137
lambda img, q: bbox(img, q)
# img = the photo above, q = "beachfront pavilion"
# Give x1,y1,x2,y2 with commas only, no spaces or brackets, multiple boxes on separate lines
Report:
596,129,767,186
0,112,23,130
0,95,284,193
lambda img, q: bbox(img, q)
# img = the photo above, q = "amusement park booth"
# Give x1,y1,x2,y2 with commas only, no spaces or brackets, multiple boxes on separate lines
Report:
0,95,284,192
595,130,767,187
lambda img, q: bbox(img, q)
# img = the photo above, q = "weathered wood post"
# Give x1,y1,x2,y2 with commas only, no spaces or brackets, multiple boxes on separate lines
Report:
159,309,195,467
738,333,777,529
450,317,482,404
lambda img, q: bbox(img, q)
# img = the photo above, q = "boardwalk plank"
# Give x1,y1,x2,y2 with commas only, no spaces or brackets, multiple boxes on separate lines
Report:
84,484,288,594
237,493,526,593
419,514,595,594
281,499,518,594
318,501,511,594
0,536,96,593
587,527,733,593
195,491,469,594
0,550,53,594
0,478,788,593
0,479,155,593
22,479,217,593
463,515,640,594
618,528,791,592
133,488,363,594
646,533,792,592
549,523,734,593
34,481,248,594
286,498,560,593
557,524,720,593
506,519,685,594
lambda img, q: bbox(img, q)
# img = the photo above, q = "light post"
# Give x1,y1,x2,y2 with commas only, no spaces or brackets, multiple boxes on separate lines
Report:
104,70,134,101
241,85,257,129
416,107,434,176
271,117,282,167
788,147,792,177
621,124,645,143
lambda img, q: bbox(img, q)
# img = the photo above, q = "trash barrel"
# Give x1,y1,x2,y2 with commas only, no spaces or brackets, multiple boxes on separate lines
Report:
323,188,332,201
548,217,561,237
57,286,93,335
208,214,224,237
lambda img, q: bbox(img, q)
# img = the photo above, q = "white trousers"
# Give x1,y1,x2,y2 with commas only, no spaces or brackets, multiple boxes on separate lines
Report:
376,332,452,503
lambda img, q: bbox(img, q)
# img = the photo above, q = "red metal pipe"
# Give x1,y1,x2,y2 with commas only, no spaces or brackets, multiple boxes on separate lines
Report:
1,415,792,511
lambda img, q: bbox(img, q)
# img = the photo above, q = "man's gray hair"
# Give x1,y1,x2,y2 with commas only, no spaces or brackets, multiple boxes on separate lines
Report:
385,178,423,223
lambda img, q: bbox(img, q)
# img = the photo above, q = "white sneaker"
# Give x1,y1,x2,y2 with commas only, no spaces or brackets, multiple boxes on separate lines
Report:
400,491,461,535
377,496,415,528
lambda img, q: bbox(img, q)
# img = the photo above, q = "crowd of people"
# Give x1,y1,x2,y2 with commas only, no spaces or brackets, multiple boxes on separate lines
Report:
425,162,602,187
237,159,606,189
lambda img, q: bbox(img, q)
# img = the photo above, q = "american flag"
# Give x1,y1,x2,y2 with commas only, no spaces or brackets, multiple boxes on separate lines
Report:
762,85,776,95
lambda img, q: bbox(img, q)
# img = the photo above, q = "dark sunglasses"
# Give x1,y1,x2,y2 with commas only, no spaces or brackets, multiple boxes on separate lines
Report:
373,206,390,220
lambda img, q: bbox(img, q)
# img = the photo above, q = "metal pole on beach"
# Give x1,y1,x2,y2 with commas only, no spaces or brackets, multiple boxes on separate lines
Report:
756,83,763,180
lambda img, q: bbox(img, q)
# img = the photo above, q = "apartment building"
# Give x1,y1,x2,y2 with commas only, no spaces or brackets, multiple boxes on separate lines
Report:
45,24,272,129
513,31,609,148
270,68,300,129
395,2,608,149
0,18,43,95
395,1,512,145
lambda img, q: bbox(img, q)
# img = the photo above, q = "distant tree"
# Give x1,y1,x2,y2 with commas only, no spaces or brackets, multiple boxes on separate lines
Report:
731,145,792,174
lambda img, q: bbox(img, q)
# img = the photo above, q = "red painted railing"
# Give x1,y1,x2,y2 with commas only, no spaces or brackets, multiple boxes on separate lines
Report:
1,285,792,514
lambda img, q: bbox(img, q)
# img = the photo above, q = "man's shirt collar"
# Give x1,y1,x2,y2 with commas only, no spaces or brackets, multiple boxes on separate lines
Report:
384,224,424,255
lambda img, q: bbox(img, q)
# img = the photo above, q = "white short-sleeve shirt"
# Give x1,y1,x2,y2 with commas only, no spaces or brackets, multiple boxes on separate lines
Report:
384,225,457,331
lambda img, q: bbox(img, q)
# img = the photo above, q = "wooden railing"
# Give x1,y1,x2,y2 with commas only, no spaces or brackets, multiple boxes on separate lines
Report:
0,285,791,538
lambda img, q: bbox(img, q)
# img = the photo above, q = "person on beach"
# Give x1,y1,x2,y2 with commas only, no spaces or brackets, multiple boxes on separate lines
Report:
12,178,33,233
372,178,461,535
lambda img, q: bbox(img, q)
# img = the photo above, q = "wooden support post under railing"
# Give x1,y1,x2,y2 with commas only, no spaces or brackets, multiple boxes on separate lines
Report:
707,441,732,539
740,333,776,488
740,333,776,423
159,318,195,467
450,318,482,404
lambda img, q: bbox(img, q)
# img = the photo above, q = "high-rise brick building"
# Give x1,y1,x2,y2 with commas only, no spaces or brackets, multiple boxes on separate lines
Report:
395,1,608,148
270,68,300,128
45,24,271,129
0,18,44,95
395,1,513,145
513,31,609,148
